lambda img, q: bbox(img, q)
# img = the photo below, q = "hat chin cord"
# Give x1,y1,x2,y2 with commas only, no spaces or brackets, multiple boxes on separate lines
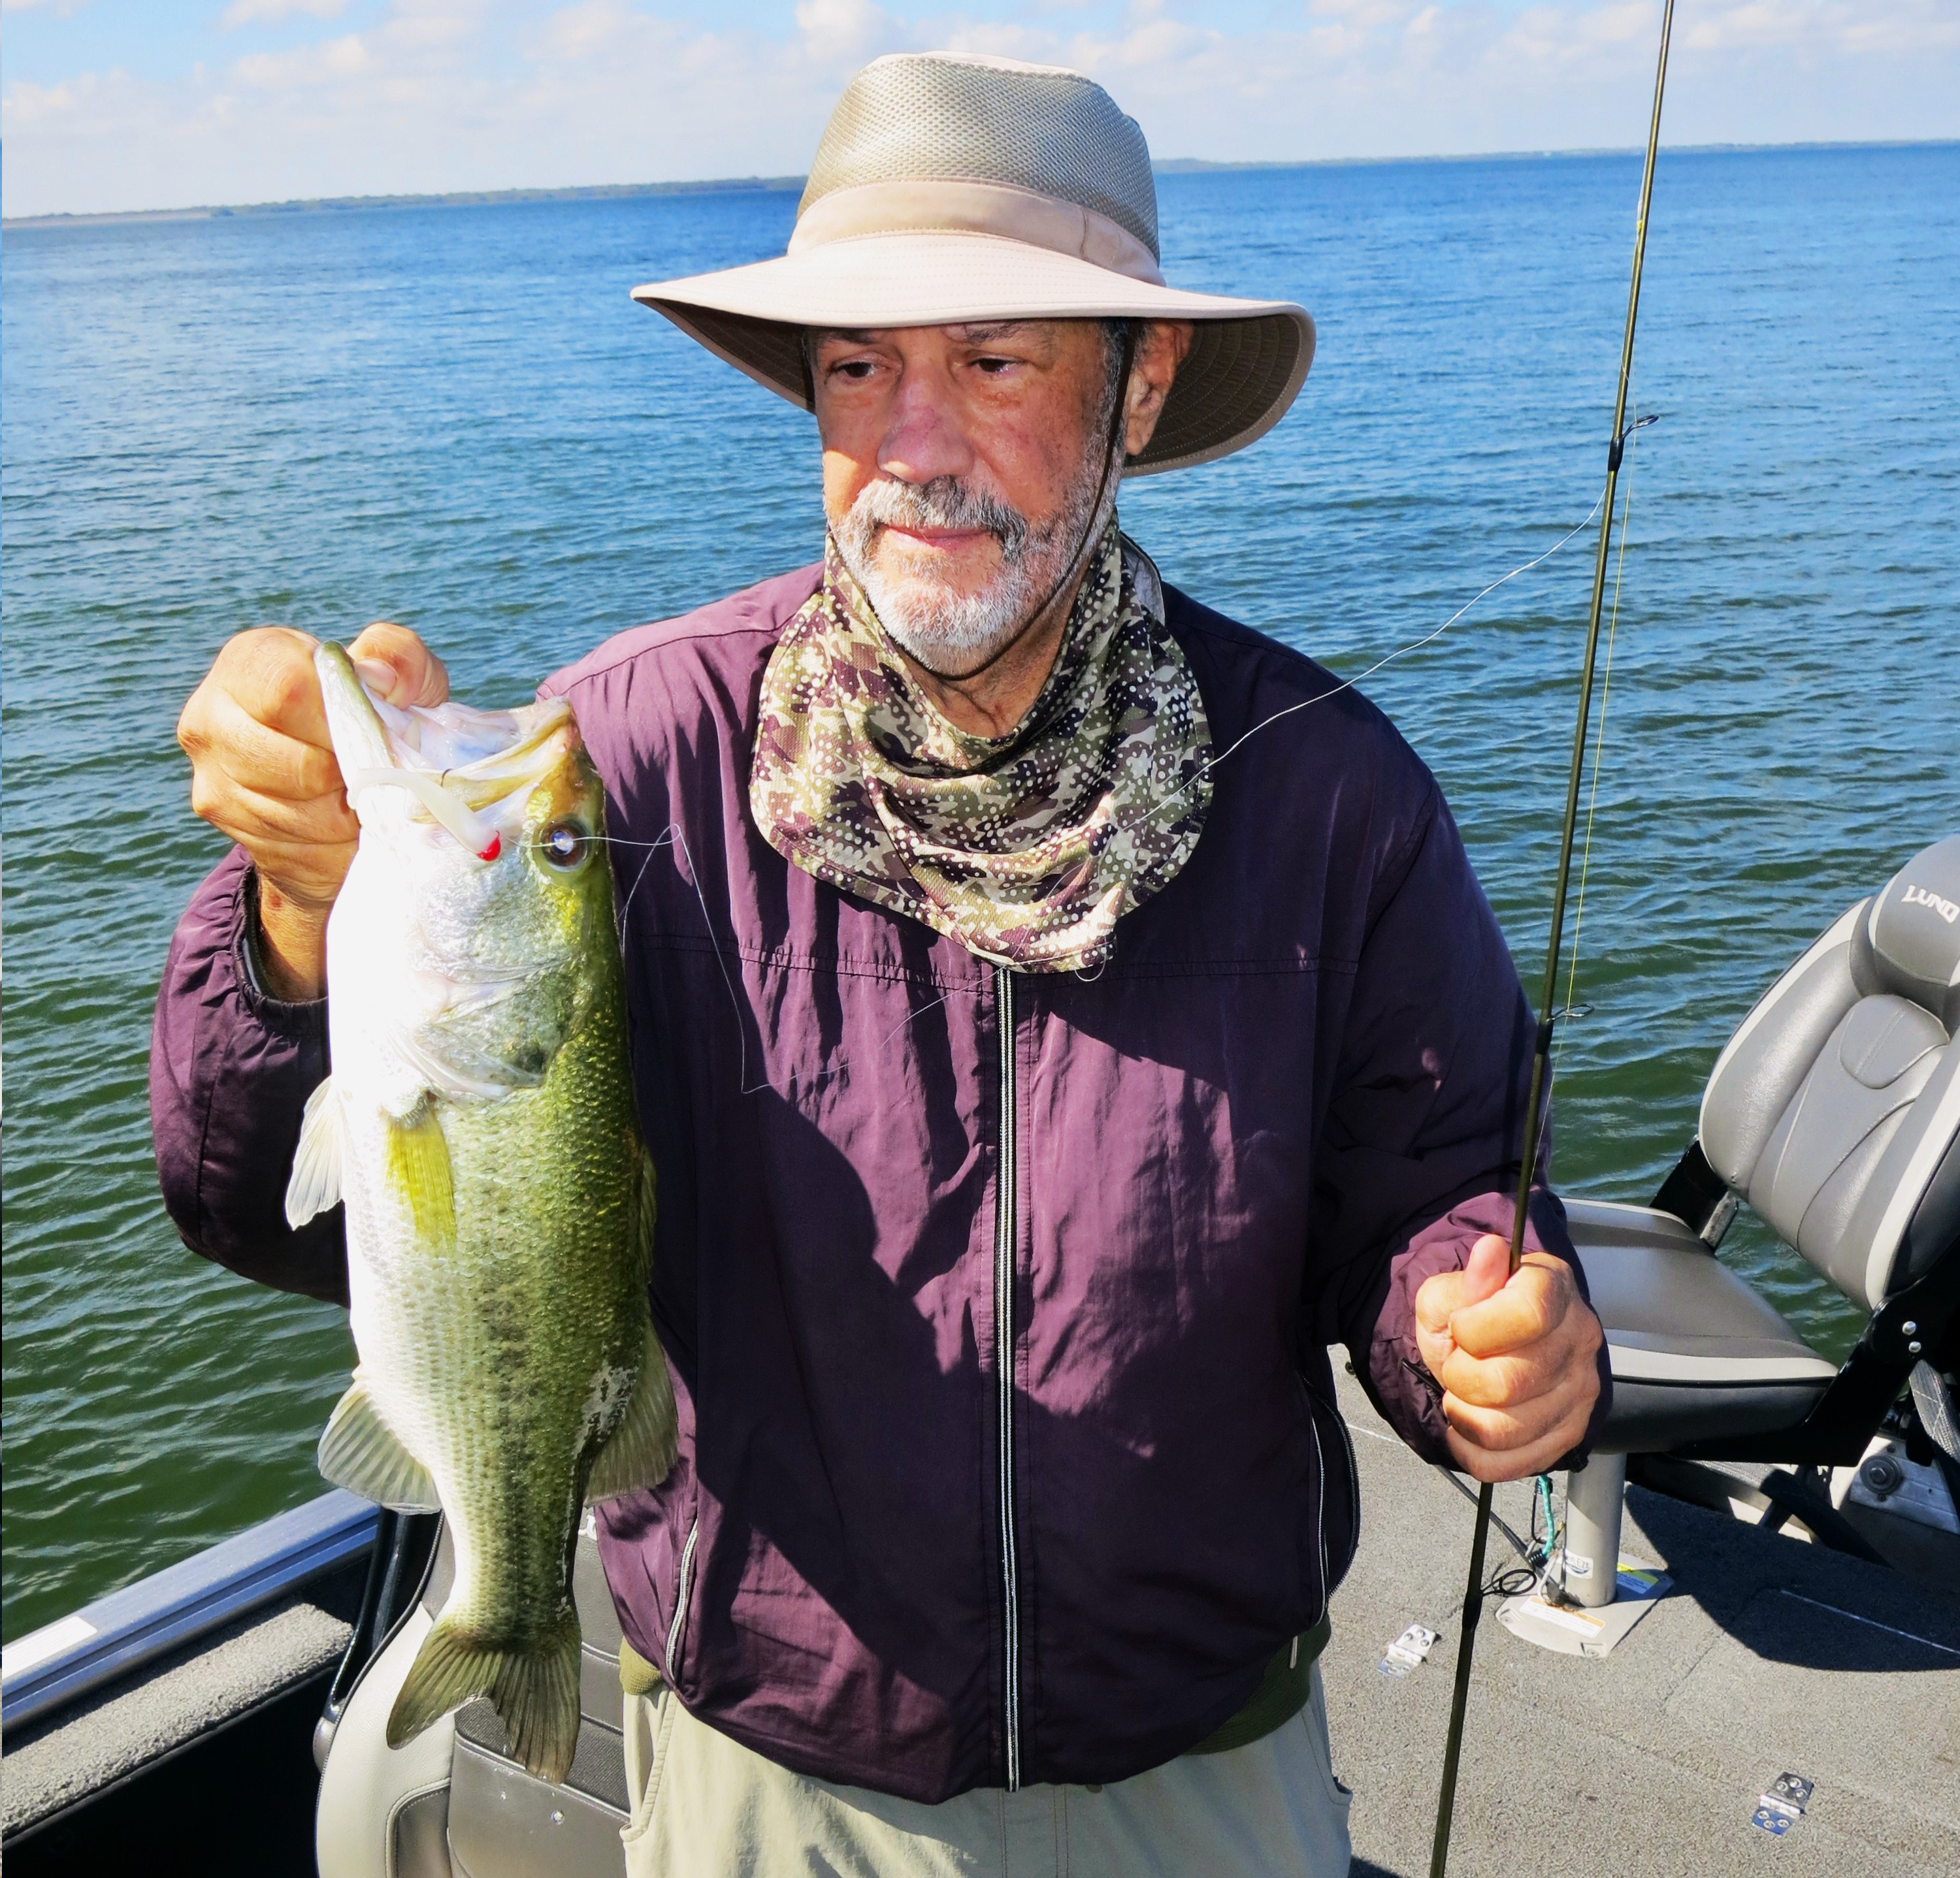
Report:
1042,318,1137,628
915,319,1139,688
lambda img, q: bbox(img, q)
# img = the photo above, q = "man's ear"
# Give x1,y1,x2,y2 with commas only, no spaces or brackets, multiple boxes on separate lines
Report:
1122,321,1195,457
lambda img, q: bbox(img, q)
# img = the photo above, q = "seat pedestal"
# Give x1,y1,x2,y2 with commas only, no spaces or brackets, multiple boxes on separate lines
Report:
1562,1454,1626,1607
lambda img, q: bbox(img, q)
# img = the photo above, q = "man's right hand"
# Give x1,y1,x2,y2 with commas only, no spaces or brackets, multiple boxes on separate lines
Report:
177,623,448,999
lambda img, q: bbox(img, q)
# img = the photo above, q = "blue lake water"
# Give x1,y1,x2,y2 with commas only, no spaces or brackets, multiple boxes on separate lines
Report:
3,146,1957,1640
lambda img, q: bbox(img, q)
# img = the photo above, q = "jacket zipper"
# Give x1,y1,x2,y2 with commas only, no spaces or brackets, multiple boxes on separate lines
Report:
664,1517,699,1679
992,963,1023,1791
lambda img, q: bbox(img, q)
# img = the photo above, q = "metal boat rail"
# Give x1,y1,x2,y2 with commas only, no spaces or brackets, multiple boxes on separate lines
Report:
0,1490,378,1732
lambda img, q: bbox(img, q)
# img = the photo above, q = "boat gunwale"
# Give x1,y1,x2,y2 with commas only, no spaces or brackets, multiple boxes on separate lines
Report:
1,1489,377,1732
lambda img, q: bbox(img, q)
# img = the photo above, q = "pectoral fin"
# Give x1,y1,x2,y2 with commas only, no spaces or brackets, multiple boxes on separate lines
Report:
584,1327,678,1504
318,1373,442,1512
385,1105,455,1252
285,1078,344,1228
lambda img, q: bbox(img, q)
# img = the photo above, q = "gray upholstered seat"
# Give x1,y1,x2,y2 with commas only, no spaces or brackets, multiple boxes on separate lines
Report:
1575,832,1960,1455
1569,1200,1838,1450
1700,835,1960,1314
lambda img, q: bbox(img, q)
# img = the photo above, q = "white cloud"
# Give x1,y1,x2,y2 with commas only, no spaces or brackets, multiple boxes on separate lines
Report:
793,0,894,66
3,0,1956,219
231,32,374,89
220,0,348,28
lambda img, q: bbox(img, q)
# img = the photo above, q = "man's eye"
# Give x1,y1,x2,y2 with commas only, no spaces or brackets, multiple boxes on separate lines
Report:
830,359,876,380
973,356,1015,374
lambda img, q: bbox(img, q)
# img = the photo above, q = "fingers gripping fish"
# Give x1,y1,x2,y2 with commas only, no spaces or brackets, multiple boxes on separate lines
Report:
286,643,677,1784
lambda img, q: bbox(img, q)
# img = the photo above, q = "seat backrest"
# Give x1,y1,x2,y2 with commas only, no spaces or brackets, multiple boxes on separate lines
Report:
1701,832,1960,1312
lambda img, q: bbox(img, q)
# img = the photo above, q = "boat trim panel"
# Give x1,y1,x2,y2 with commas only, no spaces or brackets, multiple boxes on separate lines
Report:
1608,1342,1839,1384
0,1489,378,1731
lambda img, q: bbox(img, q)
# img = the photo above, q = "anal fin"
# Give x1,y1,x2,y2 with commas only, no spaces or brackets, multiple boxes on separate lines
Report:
585,1325,678,1504
319,1372,442,1512
286,1078,344,1228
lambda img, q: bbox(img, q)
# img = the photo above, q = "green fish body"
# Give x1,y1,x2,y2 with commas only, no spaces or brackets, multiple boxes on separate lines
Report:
287,644,675,1783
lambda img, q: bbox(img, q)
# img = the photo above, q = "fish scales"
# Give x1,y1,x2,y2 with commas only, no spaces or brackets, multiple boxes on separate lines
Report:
287,643,676,1783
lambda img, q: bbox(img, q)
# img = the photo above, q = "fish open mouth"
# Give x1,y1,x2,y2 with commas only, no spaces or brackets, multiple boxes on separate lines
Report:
317,643,579,862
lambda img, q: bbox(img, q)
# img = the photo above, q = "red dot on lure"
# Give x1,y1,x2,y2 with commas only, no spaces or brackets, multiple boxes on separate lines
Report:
476,833,502,863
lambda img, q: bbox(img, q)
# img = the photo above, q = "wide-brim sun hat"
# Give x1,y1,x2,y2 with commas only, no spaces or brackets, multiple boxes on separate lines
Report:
632,52,1315,476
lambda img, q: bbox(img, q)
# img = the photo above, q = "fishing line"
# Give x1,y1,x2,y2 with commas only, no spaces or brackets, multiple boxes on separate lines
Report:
1126,485,1610,835
580,824,955,1100
557,487,1616,1091
1552,415,1656,1079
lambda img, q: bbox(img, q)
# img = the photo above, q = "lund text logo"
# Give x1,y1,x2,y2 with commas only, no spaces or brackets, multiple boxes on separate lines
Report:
1902,883,1959,925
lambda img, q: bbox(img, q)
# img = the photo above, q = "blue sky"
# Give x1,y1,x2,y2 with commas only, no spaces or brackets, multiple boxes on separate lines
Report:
5,2,1957,219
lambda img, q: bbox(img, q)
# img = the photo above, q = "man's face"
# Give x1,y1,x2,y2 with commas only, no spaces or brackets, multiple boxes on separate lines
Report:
810,320,1118,679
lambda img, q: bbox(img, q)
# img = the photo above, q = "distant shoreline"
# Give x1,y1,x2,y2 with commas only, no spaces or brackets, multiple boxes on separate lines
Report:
6,140,1952,231
3,174,807,231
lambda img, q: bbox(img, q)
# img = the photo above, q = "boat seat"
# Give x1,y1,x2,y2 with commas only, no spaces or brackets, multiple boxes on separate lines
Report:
1565,1199,1838,1451
1567,830,1960,1460
1697,833,1960,1317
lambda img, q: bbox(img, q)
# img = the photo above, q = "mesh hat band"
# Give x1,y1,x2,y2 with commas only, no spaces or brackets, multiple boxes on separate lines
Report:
789,180,1166,287
799,51,1160,255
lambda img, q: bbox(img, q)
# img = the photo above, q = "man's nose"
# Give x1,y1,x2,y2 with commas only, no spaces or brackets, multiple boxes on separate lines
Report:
879,366,972,486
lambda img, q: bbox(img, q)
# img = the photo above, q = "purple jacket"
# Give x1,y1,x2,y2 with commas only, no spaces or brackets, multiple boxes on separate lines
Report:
150,566,1606,1801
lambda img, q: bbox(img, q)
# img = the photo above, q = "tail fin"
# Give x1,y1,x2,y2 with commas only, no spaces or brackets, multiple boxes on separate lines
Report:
387,1604,582,1785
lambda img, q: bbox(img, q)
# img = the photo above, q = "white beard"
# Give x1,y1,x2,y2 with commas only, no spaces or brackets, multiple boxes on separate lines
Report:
832,451,1115,680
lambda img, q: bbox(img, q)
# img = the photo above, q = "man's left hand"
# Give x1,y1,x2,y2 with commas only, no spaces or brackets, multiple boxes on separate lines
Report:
1414,1235,1604,1481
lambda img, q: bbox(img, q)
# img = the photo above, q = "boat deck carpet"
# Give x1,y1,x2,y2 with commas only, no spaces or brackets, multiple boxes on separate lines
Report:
1324,1362,1960,1877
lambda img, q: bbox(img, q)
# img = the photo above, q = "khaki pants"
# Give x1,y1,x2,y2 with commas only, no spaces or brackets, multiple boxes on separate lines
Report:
620,1666,1353,1877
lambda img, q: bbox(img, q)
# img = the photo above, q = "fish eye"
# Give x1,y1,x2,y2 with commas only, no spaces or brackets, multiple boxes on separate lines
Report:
539,820,591,870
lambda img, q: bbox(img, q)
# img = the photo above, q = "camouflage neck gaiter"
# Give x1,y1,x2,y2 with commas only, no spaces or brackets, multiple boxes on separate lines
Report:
749,520,1213,973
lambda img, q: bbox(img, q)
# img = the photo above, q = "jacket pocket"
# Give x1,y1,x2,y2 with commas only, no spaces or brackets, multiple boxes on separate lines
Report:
1300,1378,1360,1603
664,1516,700,1687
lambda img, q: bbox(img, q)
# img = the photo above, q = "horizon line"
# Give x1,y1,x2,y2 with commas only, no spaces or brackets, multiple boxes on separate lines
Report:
6,137,1953,231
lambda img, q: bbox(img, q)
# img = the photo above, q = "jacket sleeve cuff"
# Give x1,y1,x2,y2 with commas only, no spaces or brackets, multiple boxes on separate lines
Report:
233,866,329,1031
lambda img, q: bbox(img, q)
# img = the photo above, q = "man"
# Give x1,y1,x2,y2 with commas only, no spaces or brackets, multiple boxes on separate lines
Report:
155,51,1605,1877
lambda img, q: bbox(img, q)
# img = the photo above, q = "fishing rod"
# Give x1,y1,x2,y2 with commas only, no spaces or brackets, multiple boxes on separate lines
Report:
1426,3,1676,1874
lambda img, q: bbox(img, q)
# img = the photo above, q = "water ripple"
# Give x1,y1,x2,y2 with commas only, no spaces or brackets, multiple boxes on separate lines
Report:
4,146,1955,1638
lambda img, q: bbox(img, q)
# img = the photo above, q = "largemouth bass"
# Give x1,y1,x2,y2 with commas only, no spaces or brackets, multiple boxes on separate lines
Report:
286,643,675,1783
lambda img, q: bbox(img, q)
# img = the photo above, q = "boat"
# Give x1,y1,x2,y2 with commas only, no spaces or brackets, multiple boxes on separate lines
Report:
5,835,1956,1875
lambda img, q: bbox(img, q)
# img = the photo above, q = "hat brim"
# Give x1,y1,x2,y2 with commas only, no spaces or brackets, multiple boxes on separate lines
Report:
631,231,1313,476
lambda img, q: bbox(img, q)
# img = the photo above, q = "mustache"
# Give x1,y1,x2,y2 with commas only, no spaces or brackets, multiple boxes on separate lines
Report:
843,477,1033,561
